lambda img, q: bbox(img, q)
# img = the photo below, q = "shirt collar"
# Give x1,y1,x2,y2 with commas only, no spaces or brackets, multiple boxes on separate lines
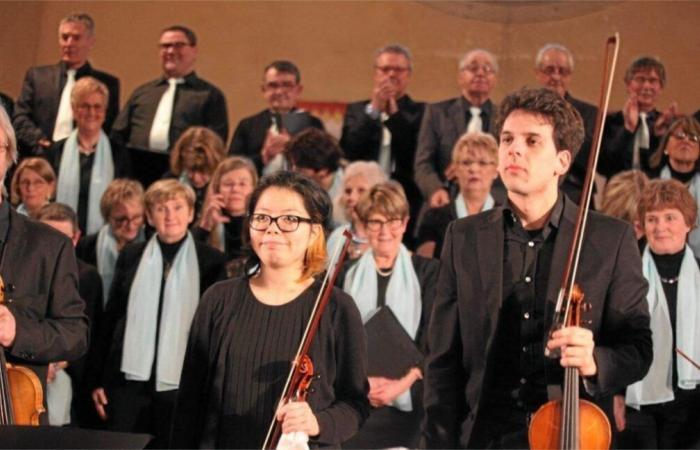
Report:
502,192,564,233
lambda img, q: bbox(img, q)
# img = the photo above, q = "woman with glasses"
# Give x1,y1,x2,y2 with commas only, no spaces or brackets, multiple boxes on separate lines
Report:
615,179,700,449
168,126,226,220
339,181,438,449
172,171,369,449
10,156,56,218
88,179,226,448
416,131,499,258
193,156,258,277
76,179,147,306
49,77,131,235
648,116,700,256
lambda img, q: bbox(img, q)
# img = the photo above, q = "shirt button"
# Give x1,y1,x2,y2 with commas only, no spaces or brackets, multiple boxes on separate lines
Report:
524,276,532,283
522,346,528,352
520,378,527,385
523,312,530,319
528,241,535,247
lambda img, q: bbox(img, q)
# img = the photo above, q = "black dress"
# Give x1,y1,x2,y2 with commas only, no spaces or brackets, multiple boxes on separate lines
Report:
172,277,370,448
337,254,440,449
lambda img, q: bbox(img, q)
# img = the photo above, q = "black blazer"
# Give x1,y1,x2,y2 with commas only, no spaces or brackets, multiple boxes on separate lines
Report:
599,109,661,178
87,238,227,390
12,62,120,156
0,208,89,412
47,136,132,180
414,97,496,198
228,108,324,174
340,95,425,204
422,196,652,448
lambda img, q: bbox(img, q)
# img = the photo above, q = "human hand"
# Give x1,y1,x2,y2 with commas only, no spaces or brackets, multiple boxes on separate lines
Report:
622,94,640,133
429,188,450,208
91,388,109,421
46,361,68,383
262,130,290,165
276,400,320,437
546,325,597,377
613,394,626,431
367,368,422,408
0,305,17,347
199,188,230,232
653,102,679,137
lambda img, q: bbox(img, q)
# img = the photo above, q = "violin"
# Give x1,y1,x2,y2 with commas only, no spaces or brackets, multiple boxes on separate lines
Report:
0,275,45,425
528,34,621,450
261,229,353,450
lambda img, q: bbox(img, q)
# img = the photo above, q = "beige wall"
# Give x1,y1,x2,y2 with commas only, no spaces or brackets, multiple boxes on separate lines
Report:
1,1,698,138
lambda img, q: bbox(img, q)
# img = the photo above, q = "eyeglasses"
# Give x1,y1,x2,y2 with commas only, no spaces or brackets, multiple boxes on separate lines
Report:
264,81,297,91
631,75,661,86
159,42,191,51
539,65,572,76
77,103,106,112
457,159,496,168
249,213,314,232
671,130,700,143
112,214,144,227
19,179,49,189
462,64,496,75
375,65,410,74
365,217,403,232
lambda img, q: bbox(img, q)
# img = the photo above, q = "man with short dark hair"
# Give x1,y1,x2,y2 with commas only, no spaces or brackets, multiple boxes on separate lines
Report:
534,43,598,205
422,87,651,449
600,56,678,178
228,60,324,174
13,12,120,157
415,49,499,209
340,44,424,247
112,25,228,188
287,128,343,201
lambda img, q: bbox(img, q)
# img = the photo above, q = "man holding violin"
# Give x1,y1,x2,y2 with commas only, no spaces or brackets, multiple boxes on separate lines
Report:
0,106,88,424
422,87,652,448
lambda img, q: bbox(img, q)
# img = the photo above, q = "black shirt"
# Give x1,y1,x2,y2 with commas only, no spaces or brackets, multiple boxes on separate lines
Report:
77,152,95,233
485,194,564,413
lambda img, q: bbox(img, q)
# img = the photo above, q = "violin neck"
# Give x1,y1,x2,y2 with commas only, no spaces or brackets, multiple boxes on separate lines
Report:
0,347,14,425
560,366,580,450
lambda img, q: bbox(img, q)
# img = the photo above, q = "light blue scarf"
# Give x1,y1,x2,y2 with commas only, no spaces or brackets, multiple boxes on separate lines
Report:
626,245,700,409
343,244,421,411
96,224,145,306
121,232,200,392
660,166,700,257
46,369,72,426
454,192,494,219
56,130,114,234
16,203,29,216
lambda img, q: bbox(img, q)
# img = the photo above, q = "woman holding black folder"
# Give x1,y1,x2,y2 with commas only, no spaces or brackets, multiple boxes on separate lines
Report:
339,181,439,449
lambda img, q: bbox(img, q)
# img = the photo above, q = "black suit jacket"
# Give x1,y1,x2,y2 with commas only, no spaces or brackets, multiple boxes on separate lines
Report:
414,97,496,198
561,93,598,203
340,95,425,203
87,238,227,390
12,61,120,156
422,196,652,448
0,208,89,413
228,108,324,174
599,109,660,178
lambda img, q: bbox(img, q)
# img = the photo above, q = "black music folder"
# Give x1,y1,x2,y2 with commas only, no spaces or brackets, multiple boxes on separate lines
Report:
364,306,422,379
0,425,151,449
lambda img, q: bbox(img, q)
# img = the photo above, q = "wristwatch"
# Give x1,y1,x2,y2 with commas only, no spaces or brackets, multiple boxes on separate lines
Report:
365,103,381,120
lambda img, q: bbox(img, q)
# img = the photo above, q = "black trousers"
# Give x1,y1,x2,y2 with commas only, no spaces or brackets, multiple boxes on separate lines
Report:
342,406,421,449
618,388,700,449
106,380,178,449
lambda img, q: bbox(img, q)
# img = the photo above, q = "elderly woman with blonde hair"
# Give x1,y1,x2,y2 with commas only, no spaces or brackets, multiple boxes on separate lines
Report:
49,76,131,235
600,169,650,240
10,156,56,217
88,179,226,448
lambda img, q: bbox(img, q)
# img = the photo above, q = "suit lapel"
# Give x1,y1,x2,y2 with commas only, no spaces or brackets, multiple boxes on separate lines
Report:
0,209,28,279
476,208,505,328
450,97,467,137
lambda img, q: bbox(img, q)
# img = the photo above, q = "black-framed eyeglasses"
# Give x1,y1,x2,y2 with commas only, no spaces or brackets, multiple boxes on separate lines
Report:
671,130,700,143
159,42,191,51
539,65,572,76
374,65,410,74
365,217,403,232
461,64,496,75
249,213,315,232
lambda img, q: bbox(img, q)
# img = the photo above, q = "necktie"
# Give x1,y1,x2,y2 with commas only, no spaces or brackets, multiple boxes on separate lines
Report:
148,78,182,152
467,106,483,133
378,112,392,175
632,112,649,169
52,69,77,142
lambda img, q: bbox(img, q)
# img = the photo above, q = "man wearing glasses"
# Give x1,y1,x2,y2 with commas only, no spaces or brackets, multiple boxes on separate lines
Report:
340,44,424,248
599,56,678,179
111,25,228,188
415,49,499,210
13,12,120,157
534,43,598,205
228,60,324,175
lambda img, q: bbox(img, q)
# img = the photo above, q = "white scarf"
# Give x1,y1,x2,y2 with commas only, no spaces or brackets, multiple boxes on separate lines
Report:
660,166,700,257
626,245,700,409
56,129,114,234
121,232,200,392
96,224,145,306
16,203,29,216
343,244,421,411
454,192,494,219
